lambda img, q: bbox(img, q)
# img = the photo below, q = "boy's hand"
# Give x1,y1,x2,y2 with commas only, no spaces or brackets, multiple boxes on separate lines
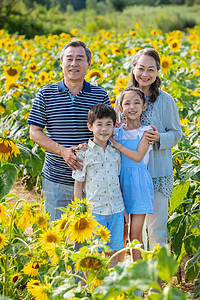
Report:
124,210,129,226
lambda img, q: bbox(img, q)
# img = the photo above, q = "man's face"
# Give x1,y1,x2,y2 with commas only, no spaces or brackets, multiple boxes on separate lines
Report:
60,46,91,83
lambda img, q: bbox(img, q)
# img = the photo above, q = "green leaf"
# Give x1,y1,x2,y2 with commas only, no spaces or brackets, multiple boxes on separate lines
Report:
157,245,178,282
190,219,200,230
162,285,187,300
0,164,17,200
169,181,190,214
185,262,199,281
185,246,200,273
194,272,200,299
171,216,186,257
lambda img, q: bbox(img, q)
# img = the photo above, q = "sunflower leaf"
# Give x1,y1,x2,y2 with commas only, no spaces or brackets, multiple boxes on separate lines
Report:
0,164,17,200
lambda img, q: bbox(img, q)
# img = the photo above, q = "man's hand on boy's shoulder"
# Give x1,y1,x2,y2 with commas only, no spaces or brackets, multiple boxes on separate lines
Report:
76,142,88,152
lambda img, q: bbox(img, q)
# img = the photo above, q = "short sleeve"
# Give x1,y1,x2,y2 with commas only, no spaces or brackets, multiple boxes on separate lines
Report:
72,151,87,182
27,90,47,128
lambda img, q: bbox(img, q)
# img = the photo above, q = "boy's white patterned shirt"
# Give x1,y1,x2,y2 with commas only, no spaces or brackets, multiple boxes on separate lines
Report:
72,139,125,215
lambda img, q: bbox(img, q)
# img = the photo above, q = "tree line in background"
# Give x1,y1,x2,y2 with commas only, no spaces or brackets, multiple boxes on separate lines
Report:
1,0,200,38
23,0,200,11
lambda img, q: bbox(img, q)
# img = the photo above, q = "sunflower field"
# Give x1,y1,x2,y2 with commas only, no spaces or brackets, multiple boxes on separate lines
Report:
0,25,200,299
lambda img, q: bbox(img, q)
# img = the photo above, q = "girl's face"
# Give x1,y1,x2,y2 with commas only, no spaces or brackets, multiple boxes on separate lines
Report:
132,55,158,92
121,91,147,121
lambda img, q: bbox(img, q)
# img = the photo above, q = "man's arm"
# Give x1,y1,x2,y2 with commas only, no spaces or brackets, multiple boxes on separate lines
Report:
74,180,83,199
30,125,83,171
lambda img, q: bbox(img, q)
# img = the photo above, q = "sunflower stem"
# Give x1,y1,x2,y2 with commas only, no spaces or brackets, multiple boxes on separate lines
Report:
108,247,129,263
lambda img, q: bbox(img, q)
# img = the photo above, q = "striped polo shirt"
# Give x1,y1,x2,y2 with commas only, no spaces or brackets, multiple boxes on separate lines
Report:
27,79,110,185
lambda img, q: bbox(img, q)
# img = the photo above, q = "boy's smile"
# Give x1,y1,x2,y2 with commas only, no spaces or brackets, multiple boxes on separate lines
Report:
87,117,115,149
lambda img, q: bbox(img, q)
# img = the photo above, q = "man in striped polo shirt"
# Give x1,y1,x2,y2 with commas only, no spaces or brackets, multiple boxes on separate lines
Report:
28,41,110,221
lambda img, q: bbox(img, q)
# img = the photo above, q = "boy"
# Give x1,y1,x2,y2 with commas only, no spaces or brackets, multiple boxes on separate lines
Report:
72,103,128,266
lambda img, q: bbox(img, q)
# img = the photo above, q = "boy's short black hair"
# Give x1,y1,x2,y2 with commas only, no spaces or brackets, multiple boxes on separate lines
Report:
87,103,116,125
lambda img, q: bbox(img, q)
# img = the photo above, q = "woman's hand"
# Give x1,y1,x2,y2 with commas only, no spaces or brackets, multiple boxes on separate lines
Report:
145,125,160,144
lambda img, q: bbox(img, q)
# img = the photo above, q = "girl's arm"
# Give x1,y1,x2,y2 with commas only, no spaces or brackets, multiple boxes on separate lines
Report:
110,132,150,162
74,180,83,199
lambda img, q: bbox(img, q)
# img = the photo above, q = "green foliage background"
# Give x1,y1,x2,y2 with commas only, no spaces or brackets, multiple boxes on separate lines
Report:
1,0,200,38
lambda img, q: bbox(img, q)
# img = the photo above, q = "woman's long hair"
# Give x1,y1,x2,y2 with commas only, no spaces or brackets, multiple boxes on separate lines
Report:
128,48,161,103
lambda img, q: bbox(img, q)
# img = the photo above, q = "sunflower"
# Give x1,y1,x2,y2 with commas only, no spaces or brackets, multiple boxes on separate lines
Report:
197,116,200,127
27,280,50,300
4,80,20,93
54,212,69,233
17,202,34,229
100,49,109,59
67,214,98,243
45,244,60,265
129,30,138,38
21,51,31,61
116,77,126,89
0,137,20,162
22,261,42,277
161,55,173,74
28,62,38,72
27,279,41,292
68,197,93,216
4,66,20,80
125,49,133,56
180,118,190,125
25,71,35,82
74,247,107,271
151,29,159,37
175,158,183,166
34,211,50,229
38,71,50,83
111,47,123,57
169,38,181,52
0,104,5,115
132,47,142,54
0,232,8,250
0,203,9,223
85,69,103,84
96,225,111,242
10,272,21,284
39,228,63,247
71,28,78,36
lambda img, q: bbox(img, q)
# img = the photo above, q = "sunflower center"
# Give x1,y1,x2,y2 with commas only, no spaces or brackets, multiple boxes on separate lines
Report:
32,262,40,269
77,218,88,230
172,43,177,48
80,257,103,269
12,275,19,283
47,234,57,243
7,68,18,76
162,62,169,68
0,141,12,153
60,220,67,229
0,237,2,243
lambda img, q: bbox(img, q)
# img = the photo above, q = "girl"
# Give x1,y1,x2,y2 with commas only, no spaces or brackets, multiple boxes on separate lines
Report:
115,48,182,251
111,86,154,261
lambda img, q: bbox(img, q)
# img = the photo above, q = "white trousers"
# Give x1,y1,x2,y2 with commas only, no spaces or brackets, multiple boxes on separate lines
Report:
143,191,169,251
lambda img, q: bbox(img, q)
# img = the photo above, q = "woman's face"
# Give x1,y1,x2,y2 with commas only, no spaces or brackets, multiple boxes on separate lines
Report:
132,55,158,92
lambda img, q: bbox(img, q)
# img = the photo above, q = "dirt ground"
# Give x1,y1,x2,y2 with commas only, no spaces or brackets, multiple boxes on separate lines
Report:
10,180,197,299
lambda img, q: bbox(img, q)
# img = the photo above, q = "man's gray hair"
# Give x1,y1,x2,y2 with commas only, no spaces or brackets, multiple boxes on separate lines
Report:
60,40,91,62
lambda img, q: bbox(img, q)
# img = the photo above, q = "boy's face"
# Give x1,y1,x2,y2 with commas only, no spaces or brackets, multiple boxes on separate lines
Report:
87,117,115,147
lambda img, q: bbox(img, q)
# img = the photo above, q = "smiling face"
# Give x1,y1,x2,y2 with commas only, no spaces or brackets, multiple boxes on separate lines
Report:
132,54,158,93
88,117,115,148
60,46,91,84
121,91,147,122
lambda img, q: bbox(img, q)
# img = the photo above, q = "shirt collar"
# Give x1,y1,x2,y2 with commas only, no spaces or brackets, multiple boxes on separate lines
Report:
58,79,91,93
88,138,111,149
